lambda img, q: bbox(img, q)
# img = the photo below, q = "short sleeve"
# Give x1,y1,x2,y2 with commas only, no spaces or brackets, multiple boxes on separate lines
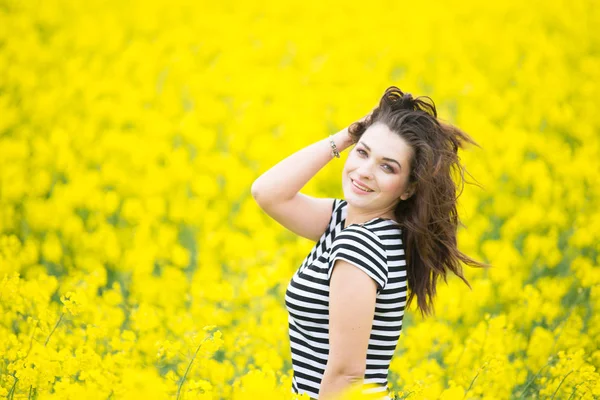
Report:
330,199,340,219
332,198,344,216
328,225,389,293
324,199,344,234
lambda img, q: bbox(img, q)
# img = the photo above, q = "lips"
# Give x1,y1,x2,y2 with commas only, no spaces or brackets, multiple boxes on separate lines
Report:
352,179,374,192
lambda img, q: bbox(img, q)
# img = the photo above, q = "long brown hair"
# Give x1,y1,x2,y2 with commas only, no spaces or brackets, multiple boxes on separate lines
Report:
347,86,491,318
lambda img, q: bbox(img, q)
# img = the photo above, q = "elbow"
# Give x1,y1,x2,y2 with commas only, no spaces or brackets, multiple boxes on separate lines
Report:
250,181,267,206
327,363,365,381
341,370,366,382
250,181,259,200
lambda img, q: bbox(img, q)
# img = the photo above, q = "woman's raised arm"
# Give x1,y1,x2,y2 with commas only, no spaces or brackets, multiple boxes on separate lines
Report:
251,128,354,241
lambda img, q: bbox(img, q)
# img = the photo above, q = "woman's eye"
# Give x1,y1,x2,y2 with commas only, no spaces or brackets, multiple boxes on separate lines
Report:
358,149,394,173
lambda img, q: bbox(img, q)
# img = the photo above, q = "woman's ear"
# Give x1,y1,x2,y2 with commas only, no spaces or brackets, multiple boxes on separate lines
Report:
403,183,416,200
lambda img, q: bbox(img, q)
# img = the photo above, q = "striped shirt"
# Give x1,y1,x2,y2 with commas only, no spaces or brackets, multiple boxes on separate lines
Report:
285,198,408,399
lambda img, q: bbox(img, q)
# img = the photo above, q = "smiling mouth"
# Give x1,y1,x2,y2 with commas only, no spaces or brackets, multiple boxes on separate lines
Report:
352,179,374,192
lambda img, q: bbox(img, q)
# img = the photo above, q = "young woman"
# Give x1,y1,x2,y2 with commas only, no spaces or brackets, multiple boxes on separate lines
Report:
251,86,489,399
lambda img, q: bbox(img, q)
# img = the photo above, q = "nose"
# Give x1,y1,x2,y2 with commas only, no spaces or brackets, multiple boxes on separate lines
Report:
356,162,375,181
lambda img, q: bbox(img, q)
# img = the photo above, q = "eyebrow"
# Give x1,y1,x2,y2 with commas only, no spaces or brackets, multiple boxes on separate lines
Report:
360,142,402,169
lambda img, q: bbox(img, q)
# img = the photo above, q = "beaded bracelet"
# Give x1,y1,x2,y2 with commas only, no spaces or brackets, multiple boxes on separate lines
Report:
328,135,340,158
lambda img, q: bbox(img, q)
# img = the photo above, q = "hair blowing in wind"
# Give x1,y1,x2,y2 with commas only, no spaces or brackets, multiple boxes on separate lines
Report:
347,86,491,318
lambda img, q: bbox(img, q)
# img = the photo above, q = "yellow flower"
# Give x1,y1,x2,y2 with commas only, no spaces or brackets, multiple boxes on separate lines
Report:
41,231,63,264
60,290,87,316
526,326,555,372
439,382,466,400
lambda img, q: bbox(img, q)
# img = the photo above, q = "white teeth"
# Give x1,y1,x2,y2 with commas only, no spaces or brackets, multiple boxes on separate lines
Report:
352,180,373,192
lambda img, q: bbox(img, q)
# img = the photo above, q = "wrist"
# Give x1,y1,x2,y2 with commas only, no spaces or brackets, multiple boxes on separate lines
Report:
331,128,354,153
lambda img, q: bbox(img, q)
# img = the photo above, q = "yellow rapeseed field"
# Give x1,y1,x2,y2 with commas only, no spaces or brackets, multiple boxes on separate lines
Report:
1,0,599,398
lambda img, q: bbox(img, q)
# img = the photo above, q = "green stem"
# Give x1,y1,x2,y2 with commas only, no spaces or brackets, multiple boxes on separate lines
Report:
3,320,41,400
25,320,39,357
45,312,64,346
548,288,586,357
518,358,554,399
450,345,467,379
551,370,574,399
463,370,480,399
8,373,18,400
566,382,581,400
175,337,207,400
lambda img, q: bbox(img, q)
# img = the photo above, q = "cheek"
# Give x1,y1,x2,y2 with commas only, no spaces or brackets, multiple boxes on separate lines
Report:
343,157,359,172
347,153,367,169
380,175,404,192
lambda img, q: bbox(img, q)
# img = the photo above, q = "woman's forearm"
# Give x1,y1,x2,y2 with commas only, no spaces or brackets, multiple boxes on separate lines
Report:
251,128,353,205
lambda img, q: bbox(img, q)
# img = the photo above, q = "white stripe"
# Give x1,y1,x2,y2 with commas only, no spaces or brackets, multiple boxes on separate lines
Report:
289,327,330,351
293,363,325,378
285,292,328,311
292,352,328,371
382,282,408,291
368,338,399,347
387,248,405,256
294,380,319,398
333,235,386,261
378,292,405,301
287,283,329,302
287,307,328,321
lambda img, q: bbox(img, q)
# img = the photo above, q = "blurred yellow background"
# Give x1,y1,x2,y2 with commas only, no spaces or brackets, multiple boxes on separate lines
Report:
0,0,598,398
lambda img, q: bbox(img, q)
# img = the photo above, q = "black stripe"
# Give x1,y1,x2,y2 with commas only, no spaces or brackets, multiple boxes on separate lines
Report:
297,272,329,286
296,380,320,397
368,343,398,352
292,358,325,375
290,279,328,298
374,314,405,323
366,353,394,362
290,318,330,335
331,253,384,284
290,344,328,365
370,333,401,342
289,322,330,343
289,336,329,356
286,288,328,307
286,301,329,316
312,266,329,274
375,305,406,313
289,327,330,354
365,372,388,380
331,232,387,277
372,323,403,332
377,295,407,304
333,229,386,260
387,276,408,284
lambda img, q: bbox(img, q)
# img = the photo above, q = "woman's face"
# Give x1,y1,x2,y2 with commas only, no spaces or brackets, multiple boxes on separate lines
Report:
342,122,414,216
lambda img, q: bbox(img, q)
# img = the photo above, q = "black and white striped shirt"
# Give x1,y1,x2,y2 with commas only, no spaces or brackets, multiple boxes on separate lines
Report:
285,198,408,399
